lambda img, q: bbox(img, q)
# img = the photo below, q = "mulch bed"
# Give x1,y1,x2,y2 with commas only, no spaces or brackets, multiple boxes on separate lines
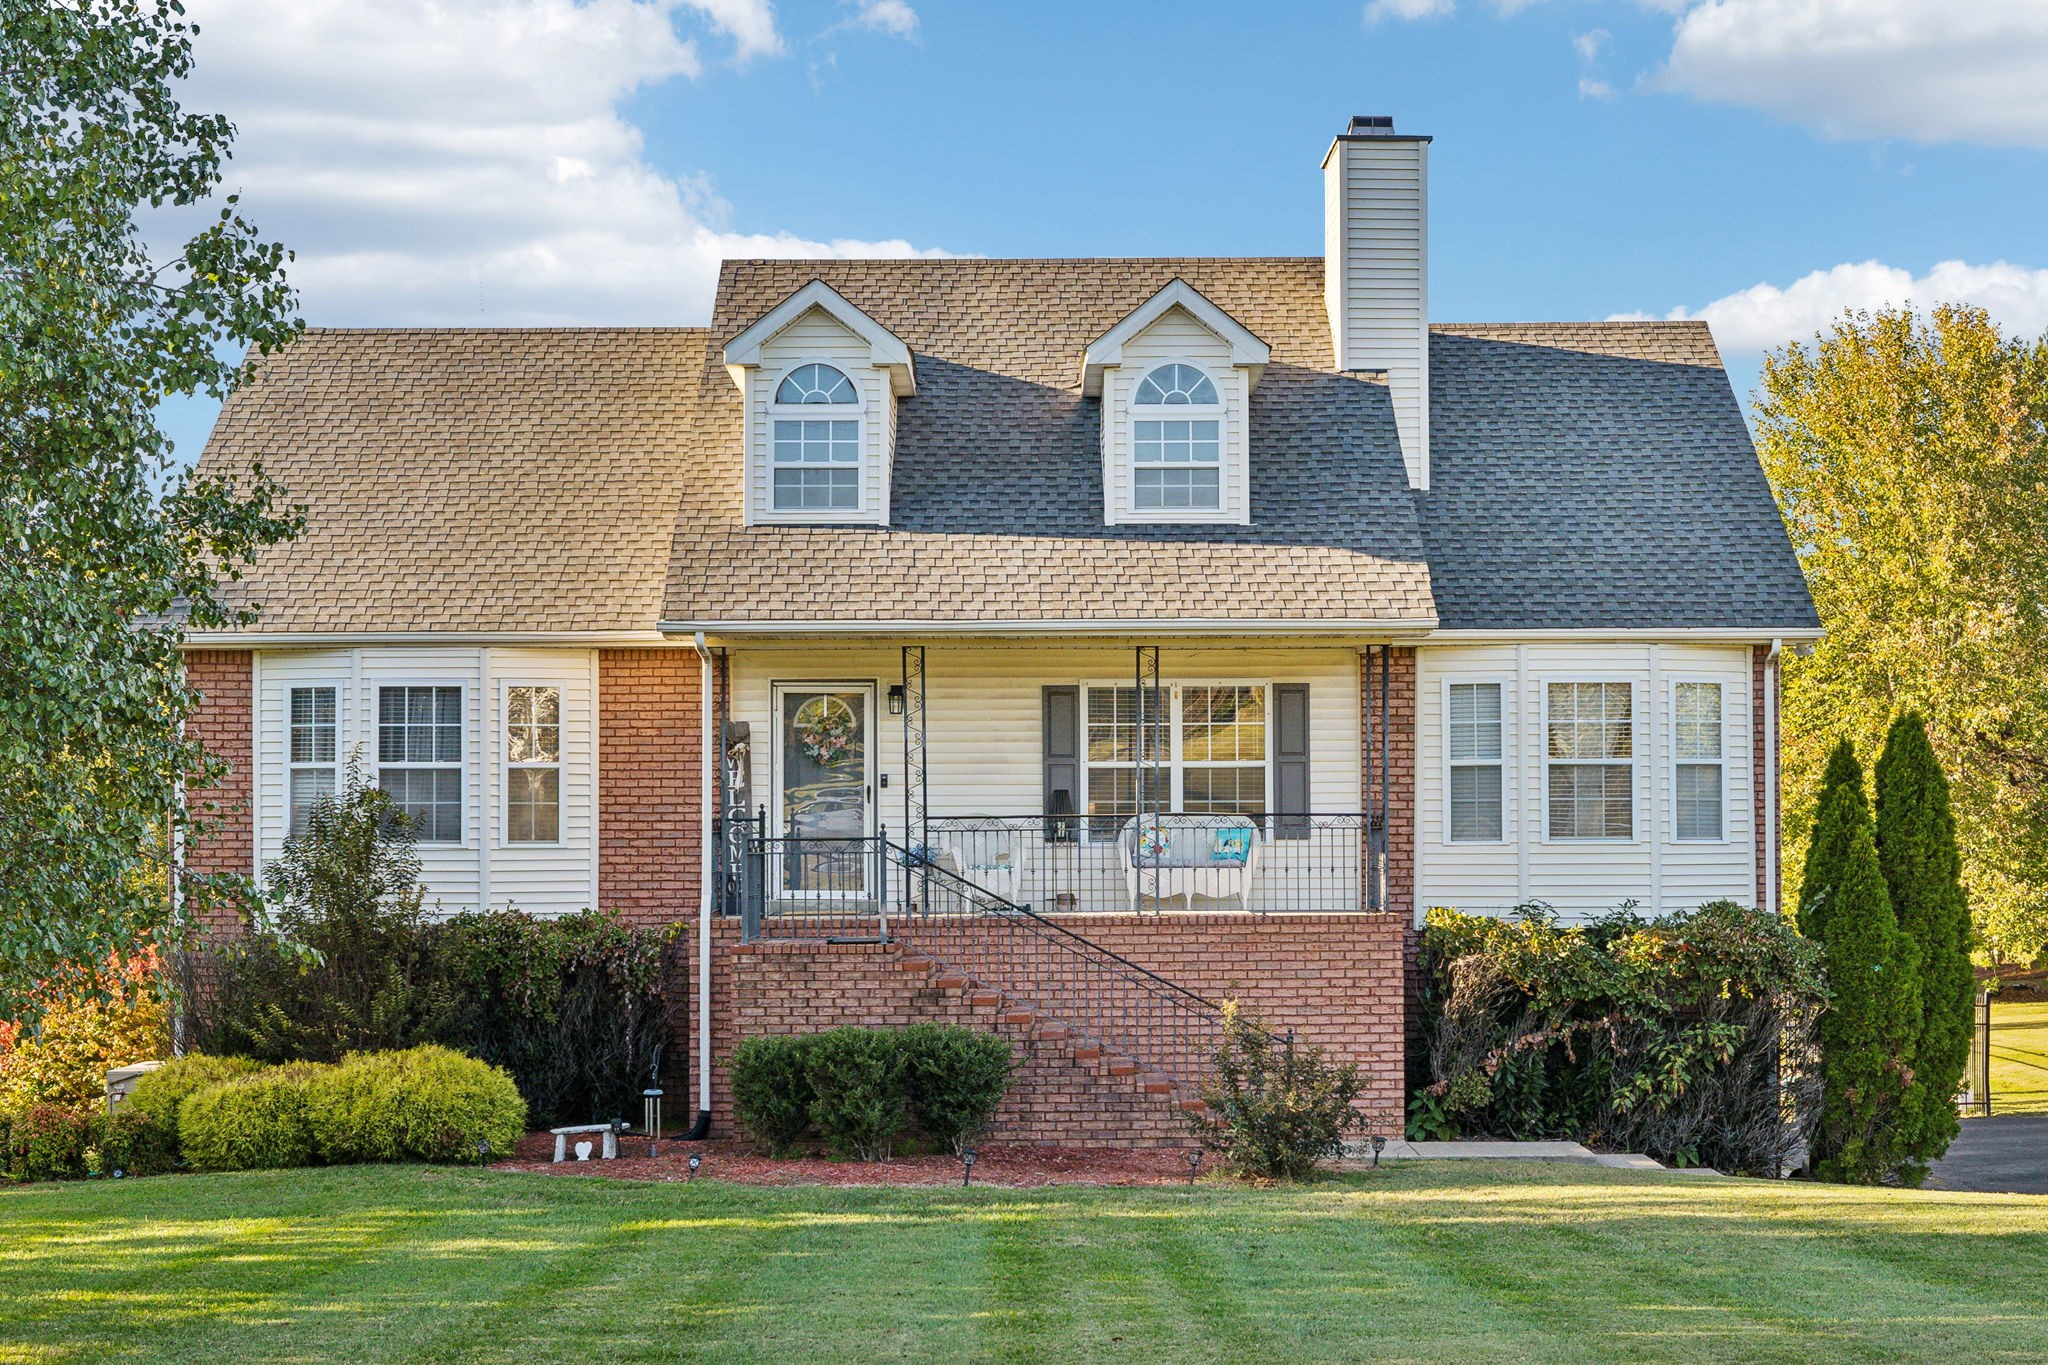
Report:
493,1132,1210,1187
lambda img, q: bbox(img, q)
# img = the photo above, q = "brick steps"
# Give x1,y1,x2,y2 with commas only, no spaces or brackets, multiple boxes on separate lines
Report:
888,942,1219,1128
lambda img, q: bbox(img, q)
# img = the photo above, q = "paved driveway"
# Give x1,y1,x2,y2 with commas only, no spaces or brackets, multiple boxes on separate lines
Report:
1925,1114,2048,1194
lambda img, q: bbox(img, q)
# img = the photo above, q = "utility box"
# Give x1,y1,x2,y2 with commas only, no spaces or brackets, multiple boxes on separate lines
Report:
104,1060,165,1115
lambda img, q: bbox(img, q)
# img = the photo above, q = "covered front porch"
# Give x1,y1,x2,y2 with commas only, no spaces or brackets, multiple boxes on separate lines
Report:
708,636,1407,939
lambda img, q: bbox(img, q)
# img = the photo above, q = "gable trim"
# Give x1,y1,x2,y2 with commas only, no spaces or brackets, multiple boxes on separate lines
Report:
1080,279,1271,396
722,279,916,396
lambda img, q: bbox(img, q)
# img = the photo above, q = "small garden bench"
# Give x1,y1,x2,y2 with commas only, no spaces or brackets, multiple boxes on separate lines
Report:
550,1123,619,1162
1116,815,1261,912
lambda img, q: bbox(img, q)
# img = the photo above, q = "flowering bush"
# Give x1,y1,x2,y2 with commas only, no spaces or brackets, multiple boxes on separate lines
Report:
0,954,168,1115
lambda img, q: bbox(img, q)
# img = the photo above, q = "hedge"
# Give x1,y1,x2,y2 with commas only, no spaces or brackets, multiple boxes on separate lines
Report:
731,1025,1011,1160
179,1062,329,1173
124,1053,265,1129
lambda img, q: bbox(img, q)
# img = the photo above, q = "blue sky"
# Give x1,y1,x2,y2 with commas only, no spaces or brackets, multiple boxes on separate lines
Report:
161,0,2048,462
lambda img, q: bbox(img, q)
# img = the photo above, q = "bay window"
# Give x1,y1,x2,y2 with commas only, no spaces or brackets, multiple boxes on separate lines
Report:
378,684,463,842
1673,681,1726,841
505,685,562,844
287,685,337,836
1547,681,1634,840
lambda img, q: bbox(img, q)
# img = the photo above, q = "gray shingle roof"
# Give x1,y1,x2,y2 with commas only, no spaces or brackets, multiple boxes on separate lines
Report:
665,258,1435,626
1423,323,1818,631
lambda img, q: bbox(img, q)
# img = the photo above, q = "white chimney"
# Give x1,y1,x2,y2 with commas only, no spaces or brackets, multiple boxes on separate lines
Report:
1324,115,1431,490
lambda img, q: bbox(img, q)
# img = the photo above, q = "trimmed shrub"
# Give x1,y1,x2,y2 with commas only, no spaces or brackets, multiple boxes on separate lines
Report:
1193,1003,1364,1182
804,1028,910,1161
124,1053,265,1135
1798,740,1869,943
902,1024,1012,1155
3,1104,97,1182
308,1045,525,1164
730,1035,818,1155
1876,712,1974,1177
99,1109,180,1177
178,1063,328,1172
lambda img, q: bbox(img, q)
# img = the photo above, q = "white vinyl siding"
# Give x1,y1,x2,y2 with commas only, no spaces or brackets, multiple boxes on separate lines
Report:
1324,133,1428,489
253,647,598,916
1416,643,1760,921
746,307,891,526
1102,309,1251,526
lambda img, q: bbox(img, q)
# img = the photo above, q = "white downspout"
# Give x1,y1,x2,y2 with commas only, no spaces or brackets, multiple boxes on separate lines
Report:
1765,638,1782,916
691,631,715,1129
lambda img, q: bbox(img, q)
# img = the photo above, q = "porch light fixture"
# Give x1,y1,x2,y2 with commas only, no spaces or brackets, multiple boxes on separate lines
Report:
643,1088,664,1159
887,684,905,715
961,1149,977,1187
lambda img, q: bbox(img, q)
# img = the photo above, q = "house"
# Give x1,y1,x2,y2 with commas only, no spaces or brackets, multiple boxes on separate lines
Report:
181,116,1820,1142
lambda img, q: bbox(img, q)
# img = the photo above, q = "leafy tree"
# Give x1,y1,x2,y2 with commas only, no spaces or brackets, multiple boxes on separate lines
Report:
0,0,304,1021
1797,740,1867,943
1875,712,1973,1170
0,0,302,1022
1760,305,2048,968
1807,780,1920,1184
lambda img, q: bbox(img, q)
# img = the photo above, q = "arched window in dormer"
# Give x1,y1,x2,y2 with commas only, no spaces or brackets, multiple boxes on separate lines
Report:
775,363,859,405
1131,363,1222,510
1133,362,1219,406
770,363,861,510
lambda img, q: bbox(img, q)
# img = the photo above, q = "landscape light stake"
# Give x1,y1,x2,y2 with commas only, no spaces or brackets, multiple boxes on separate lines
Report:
687,1153,702,1182
1186,1149,1203,1184
961,1150,977,1187
477,1139,491,1166
643,1088,664,1159
1369,1135,1386,1170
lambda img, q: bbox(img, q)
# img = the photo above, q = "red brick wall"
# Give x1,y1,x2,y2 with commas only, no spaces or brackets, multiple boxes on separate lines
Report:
182,649,253,885
704,913,1411,1146
1361,646,1417,921
597,648,701,928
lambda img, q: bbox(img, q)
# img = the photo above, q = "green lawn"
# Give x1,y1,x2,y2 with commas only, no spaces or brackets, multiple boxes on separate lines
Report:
1991,998,2048,1115
3,1163,2047,1364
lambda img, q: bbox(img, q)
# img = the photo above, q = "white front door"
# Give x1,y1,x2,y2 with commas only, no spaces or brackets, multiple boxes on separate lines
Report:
771,683,875,898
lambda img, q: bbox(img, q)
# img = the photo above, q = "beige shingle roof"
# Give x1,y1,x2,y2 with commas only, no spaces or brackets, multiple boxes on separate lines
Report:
198,327,709,633
665,258,1435,627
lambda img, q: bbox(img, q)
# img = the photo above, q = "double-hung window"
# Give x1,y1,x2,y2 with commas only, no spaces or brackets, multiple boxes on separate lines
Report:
770,362,861,512
505,685,561,844
1673,682,1726,841
1082,683,1268,835
1131,363,1222,511
1446,682,1504,842
1547,682,1634,840
287,685,337,836
378,685,463,842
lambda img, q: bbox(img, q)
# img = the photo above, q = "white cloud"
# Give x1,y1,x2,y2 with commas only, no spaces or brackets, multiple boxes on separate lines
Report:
1654,1,2048,148
1364,0,1454,23
172,0,949,327
838,0,920,40
1574,28,1616,99
1614,259,2048,353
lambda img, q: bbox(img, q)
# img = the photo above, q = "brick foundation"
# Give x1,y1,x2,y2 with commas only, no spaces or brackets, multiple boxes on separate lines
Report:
702,913,1412,1147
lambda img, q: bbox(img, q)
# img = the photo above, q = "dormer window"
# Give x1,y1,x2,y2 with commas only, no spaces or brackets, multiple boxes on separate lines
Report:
1132,363,1223,512
1081,280,1268,527
771,363,862,511
723,280,916,527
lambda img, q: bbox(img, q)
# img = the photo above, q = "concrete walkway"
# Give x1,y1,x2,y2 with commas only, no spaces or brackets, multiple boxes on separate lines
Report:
1344,1137,1674,1170
1925,1114,2048,1194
